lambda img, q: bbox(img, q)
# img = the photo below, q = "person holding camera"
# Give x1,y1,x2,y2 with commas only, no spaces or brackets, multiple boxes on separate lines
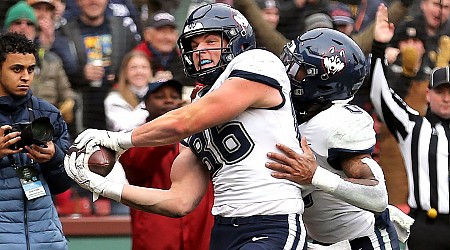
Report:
0,32,71,249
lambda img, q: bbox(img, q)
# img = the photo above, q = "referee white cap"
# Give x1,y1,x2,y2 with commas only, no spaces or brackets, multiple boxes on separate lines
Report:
430,66,450,88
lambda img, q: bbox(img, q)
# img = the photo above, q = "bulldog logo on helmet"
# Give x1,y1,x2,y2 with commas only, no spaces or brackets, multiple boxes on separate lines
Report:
322,46,346,80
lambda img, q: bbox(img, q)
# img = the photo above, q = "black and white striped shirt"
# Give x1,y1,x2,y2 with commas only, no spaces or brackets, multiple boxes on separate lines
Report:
369,42,450,214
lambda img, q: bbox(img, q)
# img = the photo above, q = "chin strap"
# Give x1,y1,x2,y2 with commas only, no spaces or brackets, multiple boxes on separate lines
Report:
196,66,225,85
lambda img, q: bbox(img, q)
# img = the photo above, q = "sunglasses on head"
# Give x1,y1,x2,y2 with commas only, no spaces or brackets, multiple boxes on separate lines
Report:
12,20,35,26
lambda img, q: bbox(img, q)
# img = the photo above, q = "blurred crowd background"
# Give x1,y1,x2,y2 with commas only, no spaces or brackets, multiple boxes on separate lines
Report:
1,0,448,219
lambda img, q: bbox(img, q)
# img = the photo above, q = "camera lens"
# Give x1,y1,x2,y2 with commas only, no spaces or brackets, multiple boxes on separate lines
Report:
30,118,53,142
32,123,53,141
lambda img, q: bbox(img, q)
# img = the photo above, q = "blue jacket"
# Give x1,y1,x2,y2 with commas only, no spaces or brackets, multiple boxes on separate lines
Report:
0,92,71,250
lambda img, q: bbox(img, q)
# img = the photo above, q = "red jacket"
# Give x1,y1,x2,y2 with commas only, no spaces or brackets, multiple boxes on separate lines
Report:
120,144,214,250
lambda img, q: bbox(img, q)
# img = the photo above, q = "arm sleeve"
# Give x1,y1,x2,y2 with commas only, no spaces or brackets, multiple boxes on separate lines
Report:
312,158,388,213
369,41,420,142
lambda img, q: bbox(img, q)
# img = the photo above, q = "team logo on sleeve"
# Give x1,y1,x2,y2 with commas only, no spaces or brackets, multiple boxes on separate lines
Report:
321,46,346,80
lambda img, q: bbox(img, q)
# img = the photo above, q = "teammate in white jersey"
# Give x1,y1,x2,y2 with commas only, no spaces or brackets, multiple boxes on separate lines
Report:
265,28,400,249
64,3,308,249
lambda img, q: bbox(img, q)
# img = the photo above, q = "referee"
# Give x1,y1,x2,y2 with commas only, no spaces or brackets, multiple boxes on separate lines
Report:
370,18,450,249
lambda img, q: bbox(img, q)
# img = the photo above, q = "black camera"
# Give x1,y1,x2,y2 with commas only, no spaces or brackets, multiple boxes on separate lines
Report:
6,117,54,150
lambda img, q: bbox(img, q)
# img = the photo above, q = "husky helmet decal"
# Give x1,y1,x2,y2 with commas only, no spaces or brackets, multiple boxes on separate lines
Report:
284,28,367,110
321,46,346,80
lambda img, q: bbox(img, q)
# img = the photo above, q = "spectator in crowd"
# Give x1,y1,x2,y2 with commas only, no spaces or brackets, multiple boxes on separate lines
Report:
303,12,333,31
65,3,309,249
64,0,141,38
3,1,37,32
104,51,153,132
27,0,56,48
329,1,355,36
135,10,196,86
348,0,387,33
119,79,214,250
233,0,283,52
387,0,450,73
265,28,399,249
52,0,139,133
143,0,181,14
53,0,67,29
276,0,330,41
233,0,412,56
255,0,280,29
371,4,450,249
385,21,428,98
28,0,77,127
6,1,77,136
0,32,71,250
346,0,415,119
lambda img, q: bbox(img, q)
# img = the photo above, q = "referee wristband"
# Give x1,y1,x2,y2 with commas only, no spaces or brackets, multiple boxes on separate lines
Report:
311,166,341,193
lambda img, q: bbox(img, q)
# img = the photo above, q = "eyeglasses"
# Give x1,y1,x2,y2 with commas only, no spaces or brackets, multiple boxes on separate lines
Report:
11,20,35,27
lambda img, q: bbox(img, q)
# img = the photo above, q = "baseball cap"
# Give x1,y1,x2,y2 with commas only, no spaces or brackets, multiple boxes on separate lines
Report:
329,3,354,25
146,11,176,29
144,79,183,99
304,13,333,31
4,1,38,30
27,0,55,10
429,66,450,88
255,0,280,10
393,21,426,45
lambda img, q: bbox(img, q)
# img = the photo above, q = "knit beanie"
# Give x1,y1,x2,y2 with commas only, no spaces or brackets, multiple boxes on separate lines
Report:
4,1,38,30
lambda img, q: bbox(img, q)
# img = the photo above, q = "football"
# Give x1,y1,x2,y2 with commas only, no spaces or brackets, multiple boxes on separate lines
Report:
87,146,116,177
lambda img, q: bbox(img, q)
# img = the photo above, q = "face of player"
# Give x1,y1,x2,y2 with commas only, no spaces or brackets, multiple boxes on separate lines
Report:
427,84,450,119
125,56,152,88
0,53,36,97
145,85,183,119
190,33,228,71
421,0,450,31
8,19,37,41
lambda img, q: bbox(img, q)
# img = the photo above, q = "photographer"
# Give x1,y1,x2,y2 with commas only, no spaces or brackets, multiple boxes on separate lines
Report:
0,32,71,249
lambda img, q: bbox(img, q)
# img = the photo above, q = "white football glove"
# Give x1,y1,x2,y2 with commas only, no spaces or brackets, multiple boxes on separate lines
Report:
93,161,129,202
74,129,133,156
64,146,124,202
